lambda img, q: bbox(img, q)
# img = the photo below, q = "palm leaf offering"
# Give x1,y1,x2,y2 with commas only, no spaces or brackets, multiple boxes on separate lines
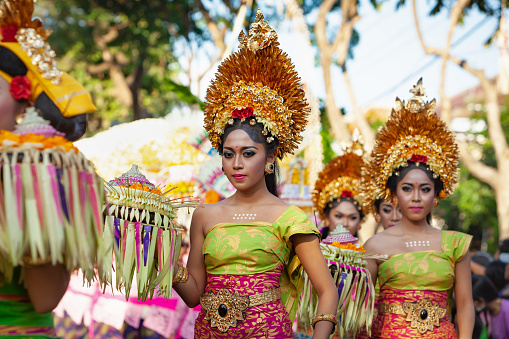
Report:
0,108,107,284
103,164,200,300
297,224,386,337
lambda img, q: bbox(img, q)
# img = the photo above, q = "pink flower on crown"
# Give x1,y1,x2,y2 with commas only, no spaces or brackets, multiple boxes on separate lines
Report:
231,107,254,119
409,154,428,164
340,190,353,198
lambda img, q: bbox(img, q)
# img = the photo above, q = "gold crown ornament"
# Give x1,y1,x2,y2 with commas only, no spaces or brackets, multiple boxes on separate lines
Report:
204,9,309,159
312,138,367,221
362,78,459,213
0,0,96,117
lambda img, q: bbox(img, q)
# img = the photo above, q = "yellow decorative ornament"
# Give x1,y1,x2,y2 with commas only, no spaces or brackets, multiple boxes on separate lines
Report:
312,139,367,221
204,9,309,159
0,0,96,117
362,78,459,214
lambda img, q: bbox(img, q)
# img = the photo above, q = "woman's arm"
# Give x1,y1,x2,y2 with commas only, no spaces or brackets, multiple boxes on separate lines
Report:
25,263,70,314
363,237,380,287
173,207,207,307
455,251,474,339
293,234,339,339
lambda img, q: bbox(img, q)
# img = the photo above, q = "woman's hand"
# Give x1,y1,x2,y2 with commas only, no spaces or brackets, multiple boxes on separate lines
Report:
293,234,339,339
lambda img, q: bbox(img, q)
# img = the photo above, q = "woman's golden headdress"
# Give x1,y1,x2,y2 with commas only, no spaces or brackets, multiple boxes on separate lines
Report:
312,139,366,221
204,9,309,159
0,0,96,117
362,78,459,213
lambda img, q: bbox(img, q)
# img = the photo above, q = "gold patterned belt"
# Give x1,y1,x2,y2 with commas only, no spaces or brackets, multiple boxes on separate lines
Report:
200,287,282,332
378,298,447,334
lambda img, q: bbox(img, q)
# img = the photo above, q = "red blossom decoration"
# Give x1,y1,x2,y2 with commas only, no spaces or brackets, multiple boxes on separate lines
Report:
409,154,428,164
231,107,255,119
10,76,32,101
340,190,353,198
1,24,19,42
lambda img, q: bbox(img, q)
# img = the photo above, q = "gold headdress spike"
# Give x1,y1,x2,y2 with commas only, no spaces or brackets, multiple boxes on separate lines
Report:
0,0,96,117
362,78,459,213
312,137,367,221
204,9,309,159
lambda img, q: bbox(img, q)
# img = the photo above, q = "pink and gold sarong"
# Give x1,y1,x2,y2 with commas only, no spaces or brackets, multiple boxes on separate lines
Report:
194,269,293,339
371,287,456,338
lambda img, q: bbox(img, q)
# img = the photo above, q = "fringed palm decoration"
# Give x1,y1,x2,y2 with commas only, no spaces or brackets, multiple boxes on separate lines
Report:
0,108,107,284
103,164,200,300
298,225,386,337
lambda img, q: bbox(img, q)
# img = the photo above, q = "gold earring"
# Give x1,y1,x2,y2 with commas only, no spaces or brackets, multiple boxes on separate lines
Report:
265,162,274,174
433,198,439,207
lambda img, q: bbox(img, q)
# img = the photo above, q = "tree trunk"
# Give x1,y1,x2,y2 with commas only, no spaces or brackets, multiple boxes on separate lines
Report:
495,173,509,240
320,54,351,141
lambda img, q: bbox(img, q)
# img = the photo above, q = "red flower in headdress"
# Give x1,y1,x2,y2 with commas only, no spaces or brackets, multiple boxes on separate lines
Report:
340,190,353,198
10,76,32,101
409,154,428,164
1,24,19,42
231,107,255,119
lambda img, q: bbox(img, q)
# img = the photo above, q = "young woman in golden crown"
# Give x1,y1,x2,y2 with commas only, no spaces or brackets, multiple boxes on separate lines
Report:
171,10,338,339
363,79,474,338
0,0,102,336
313,138,367,242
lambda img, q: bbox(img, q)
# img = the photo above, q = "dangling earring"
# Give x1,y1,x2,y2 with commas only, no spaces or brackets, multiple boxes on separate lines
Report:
265,162,274,174
392,196,399,206
433,198,439,207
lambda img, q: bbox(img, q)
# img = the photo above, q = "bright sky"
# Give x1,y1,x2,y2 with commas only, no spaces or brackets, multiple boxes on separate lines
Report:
189,1,504,116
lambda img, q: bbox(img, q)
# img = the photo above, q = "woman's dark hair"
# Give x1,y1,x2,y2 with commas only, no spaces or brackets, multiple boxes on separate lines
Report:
472,274,499,303
485,260,508,292
386,161,443,224
219,117,279,196
0,46,87,140
321,197,364,239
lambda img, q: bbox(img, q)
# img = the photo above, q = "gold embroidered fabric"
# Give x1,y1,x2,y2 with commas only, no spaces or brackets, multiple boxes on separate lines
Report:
200,287,282,332
379,298,447,334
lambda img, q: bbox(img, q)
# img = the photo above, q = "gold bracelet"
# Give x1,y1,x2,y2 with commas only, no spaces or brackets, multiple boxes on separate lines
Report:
173,263,184,285
180,266,189,284
312,313,337,335
22,256,53,269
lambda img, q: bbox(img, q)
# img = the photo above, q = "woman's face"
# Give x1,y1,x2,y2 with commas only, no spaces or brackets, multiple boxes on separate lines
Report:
0,76,26,131
326,200,361,236
222,129,273,192
377,200,402,230
395,168,434,224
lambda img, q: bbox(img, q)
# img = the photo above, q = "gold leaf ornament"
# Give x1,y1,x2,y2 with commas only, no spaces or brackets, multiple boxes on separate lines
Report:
204,9,309,159
361,78,459,214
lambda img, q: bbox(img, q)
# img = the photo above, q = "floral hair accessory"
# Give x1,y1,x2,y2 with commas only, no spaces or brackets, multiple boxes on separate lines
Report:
361,78,459,213
0,0,96,117
231,107,255,120
204,9,309,159
340,190,353,199
312,138,367,221
409,154,428,164
10,75,31,100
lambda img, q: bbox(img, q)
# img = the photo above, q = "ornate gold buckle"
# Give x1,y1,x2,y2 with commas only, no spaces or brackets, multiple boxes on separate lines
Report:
200,289,250,333
402,298,447,334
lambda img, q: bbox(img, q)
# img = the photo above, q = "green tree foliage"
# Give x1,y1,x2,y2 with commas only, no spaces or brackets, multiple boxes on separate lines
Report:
36,0,204,134
436,103,509,250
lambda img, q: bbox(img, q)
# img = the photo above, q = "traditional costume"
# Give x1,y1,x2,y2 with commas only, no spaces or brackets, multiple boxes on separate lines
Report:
362,79,472,338
195,9,319,338
0,1,103,336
